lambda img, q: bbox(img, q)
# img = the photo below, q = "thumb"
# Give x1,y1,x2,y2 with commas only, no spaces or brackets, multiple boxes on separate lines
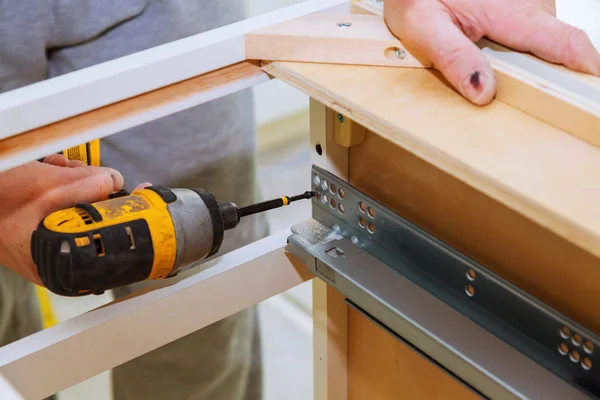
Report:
385,3,496,105
43,166,124,212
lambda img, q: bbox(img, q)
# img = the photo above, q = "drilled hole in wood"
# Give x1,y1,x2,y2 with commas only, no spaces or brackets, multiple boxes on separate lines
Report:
367,223,375,234
465,284,475,297
560,326,571,339
359,202,367,213
558,342,569,356
338,204,345,214
359,217,367,228
316,143,323,155
570,350,581,363
584,340,595,354
338,188,345,199
572,333,583,347
466,269,476,281
368,207,376,218
583,357,593,371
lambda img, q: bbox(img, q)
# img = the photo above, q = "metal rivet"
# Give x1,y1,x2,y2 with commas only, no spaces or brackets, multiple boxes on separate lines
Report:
466,269,476,281
351,236,359,245
558,342,569,356
572,333,583,347
560,326,571,340
338,188,345,199
465,284,475,297
584,340,594,354
395,48,406,60
337,22,352,28
570,350,581,363
338,204,345,214
337,114,345,123
582,357,593,371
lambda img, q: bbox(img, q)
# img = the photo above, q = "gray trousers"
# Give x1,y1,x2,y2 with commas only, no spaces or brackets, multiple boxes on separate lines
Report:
0,1,267,399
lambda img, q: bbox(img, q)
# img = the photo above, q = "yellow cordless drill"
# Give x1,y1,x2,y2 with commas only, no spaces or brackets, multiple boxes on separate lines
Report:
32,141,314,296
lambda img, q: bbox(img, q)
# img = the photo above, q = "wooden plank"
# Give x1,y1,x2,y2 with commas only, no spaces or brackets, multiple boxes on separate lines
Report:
246,13,431,68
350,130,600,337
351,1,600,149
0,0,347,140
0,229,312,400
347,307,479,400
262,61,600,285
311,98,349,400
0,61,268,172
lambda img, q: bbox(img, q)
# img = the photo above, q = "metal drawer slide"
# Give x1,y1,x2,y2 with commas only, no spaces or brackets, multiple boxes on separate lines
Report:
286,165,600,399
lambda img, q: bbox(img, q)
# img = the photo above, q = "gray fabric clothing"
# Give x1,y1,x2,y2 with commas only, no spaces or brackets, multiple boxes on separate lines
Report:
0,1,268,399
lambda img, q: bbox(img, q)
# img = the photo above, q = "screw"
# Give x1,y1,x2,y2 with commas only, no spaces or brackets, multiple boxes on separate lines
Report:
337,22,352,28
395,48,406,60
337,114,345,123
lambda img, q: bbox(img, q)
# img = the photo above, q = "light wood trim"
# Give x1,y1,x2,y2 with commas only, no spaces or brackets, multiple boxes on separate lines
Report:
348,307,480,400
0,230,311,400
0,61,269,172
246,13,431,68
262,60,600,282
311,98,349,400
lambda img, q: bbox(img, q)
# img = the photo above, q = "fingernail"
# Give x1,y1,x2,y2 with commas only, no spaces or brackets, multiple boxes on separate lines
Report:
103,168,124,189
461,70,496,105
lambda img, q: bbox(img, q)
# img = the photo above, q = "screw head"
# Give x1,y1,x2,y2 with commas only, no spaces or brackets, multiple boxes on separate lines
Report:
337,114,345,123
395,48,407,60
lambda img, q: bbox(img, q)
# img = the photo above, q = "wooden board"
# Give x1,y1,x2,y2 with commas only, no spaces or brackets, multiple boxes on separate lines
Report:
0,61,268,172
311,99,349,400
263,62,600,332
246,13,431,68
348,307,479,400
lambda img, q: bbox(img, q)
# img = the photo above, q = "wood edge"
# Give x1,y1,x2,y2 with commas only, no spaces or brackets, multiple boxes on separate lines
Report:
311,99,349,400
0,61,269,171
265,60,600,262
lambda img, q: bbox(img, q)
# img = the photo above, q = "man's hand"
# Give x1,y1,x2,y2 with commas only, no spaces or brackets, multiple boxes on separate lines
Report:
0,155,124,285
384,0,600,105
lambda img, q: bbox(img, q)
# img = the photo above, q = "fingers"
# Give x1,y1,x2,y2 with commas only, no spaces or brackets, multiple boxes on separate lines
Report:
42,166,124,212
43,154,69,167
133,182,152,191
386,2,496,105
484,9,600,76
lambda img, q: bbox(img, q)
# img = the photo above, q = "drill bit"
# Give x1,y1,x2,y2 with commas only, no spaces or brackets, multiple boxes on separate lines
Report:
239,191,316,218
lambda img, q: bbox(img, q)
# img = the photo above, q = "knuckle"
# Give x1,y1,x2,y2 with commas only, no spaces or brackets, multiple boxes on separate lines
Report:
435,45,468,73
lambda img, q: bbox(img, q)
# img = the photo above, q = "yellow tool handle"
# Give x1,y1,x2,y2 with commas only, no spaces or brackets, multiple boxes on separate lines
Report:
63,139,101,166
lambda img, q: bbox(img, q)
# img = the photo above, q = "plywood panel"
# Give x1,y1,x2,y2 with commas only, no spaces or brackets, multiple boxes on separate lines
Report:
348,307,479,400
349,131,600,332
